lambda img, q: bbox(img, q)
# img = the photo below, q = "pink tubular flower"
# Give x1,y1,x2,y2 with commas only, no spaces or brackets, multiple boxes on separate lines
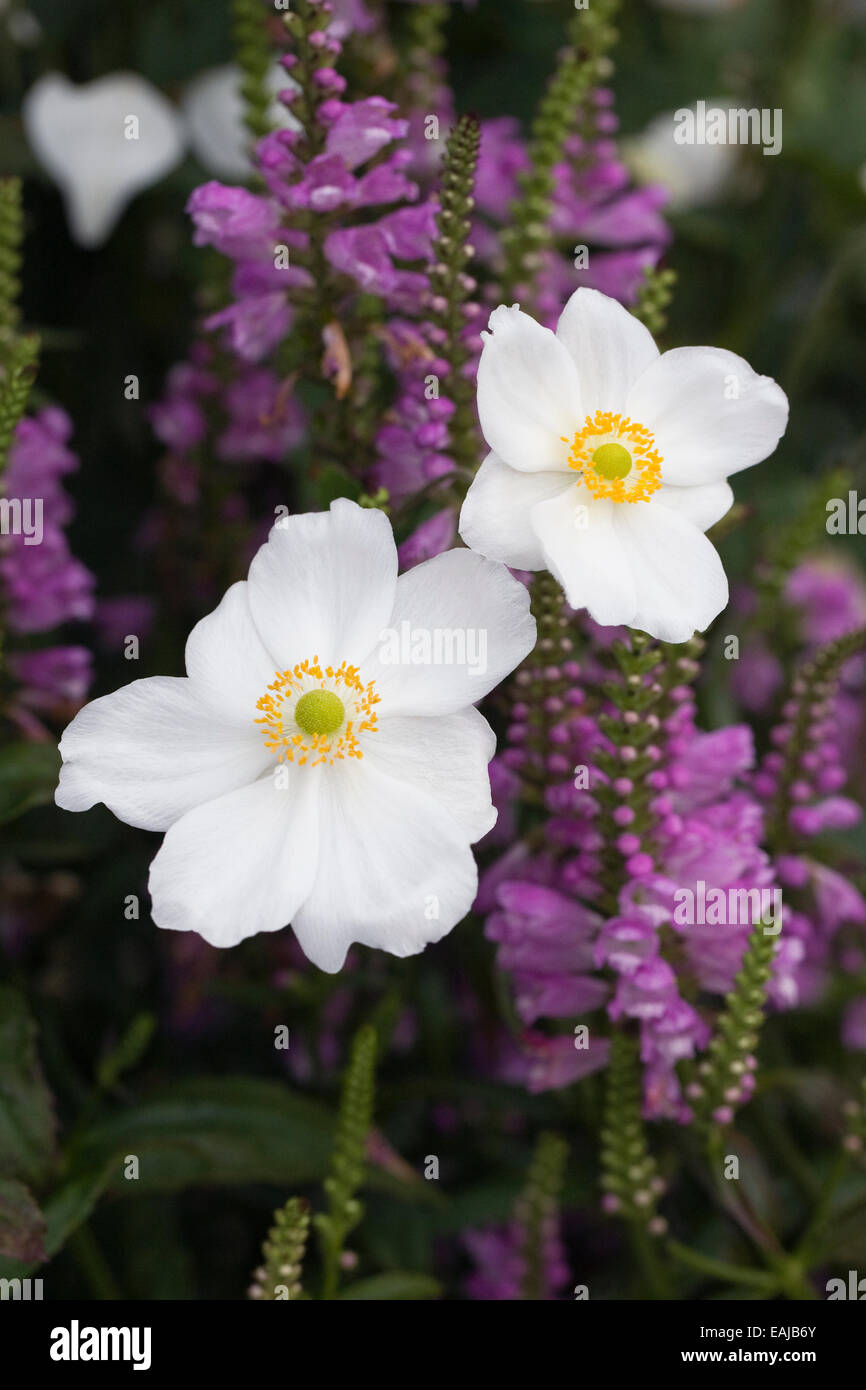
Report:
1,408,95,708
397,508,457,569
187,182,285,259
463,1218,569,1301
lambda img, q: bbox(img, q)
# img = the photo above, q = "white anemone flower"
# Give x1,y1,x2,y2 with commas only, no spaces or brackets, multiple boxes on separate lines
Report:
182,64,301,181
23,72,185,248
55,501,535,971
459,288,788,644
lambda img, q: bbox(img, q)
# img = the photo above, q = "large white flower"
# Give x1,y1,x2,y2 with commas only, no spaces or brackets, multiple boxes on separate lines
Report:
459,288,788,643
23,72,185,247
55,501,535,971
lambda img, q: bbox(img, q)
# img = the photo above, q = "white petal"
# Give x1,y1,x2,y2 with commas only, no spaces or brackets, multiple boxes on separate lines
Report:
369,708,497,840
532,486,730,641
183,64,300,181
365,548,536,715
627,346,789,486
531,486,638,627
148,770,319,948
555,287,659,413
291,760,477,973
476,304,582,472
654,480,734,531
615,500,729,642
23,72,184,247
459,452,574,569
55,677,268,831
185,581,279,725
247,499,398,670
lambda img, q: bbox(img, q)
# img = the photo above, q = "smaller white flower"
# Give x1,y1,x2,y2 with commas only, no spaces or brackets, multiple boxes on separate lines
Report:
55,500,535,972
459,288,788,644
23,72,185,247
624,101,739,212
182,64,301,181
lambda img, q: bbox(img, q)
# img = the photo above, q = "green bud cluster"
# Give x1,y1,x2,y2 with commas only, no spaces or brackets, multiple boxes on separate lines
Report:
517,1131,569,1300
593,633,699,913
633,266,677,336
429,114,482,484
249,1196,311,1300
231,0,274,145
769,625,866,849
505,573,579,809
688,919,777,1137
0,179,39,679
0,179,38,478
314,1024,377,1298
502,0,621,305
600,1032,667,1233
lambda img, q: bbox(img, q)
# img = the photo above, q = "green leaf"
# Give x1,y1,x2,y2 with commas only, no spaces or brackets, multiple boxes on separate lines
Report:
0,1179,46,1262
0,1162,112,1279
316,463,360,509
66,1078,338,1194
0,987,57,1186
39,1164,114,1260
66,1076,429,1203
0,742,61,824
339,1272,442,1300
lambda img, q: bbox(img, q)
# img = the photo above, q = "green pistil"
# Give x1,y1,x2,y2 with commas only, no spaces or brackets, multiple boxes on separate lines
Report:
593,442,632,480
295,689,345,737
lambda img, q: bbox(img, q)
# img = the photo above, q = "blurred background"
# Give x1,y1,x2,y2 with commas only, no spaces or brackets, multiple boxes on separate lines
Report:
1,0,866,1300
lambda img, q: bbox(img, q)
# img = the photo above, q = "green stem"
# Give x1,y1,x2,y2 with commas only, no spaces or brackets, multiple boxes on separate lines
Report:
795,1150,849,1263
667,1239,778,1293
67,1224,122,1301
631,1224,673,1300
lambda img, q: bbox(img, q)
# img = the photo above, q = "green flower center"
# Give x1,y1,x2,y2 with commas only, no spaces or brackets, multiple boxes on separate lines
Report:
294,689,345,737
592,442,632,480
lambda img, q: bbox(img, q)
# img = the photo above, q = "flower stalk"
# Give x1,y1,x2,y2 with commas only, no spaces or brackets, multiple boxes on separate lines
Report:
315,1024,378,1299
517,1131,569,1301
0,179,39,477
232,0,275,145
428,113,481,486
250,1196,312,1300
502,0,621,305
689,918,777,1137
768,625,866,850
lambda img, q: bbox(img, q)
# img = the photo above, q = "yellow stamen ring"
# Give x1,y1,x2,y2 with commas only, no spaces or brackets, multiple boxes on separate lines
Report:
255,656,379,767
562,410,663,503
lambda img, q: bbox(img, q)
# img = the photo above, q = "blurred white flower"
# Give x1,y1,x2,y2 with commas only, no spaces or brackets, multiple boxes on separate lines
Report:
56,500,535,971
23,71,185,247
459,289,788,644
182,64,301,180
624,101,739,211
0,0,41,46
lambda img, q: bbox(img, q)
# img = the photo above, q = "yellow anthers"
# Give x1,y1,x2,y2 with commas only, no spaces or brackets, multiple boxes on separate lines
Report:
255,655,380,767
562,410,663,503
